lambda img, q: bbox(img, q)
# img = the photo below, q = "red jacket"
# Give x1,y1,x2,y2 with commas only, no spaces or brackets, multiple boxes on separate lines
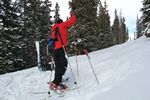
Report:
51,14,76,50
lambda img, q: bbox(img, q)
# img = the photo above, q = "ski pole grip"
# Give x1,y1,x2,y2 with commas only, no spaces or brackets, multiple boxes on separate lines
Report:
83,49,88,56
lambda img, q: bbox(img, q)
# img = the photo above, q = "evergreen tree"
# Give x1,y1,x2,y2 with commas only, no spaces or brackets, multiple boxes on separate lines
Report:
112,9,128,44
0,0,21,74
73,0,99,52
97,0,115,49
23,0,52,69
0,0,52,74
141,0,150,37
120,16,128,42
38,0,52,69
118,11,124,43
136,15,143,38
22,0,41,68
126,27,129,40
112,9,121,44
54,2,60,23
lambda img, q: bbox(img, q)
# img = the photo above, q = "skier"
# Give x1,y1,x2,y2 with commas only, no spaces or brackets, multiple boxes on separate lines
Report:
49,12,77,91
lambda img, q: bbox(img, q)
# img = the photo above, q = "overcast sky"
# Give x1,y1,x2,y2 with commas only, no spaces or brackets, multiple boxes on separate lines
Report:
51,0,143,35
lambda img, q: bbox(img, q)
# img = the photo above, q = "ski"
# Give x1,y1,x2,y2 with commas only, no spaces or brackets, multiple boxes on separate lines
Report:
31,90,64,97
48,89,65,97
32,91,48,94
31,86,80,100
31,85,79,95
35,41,42,71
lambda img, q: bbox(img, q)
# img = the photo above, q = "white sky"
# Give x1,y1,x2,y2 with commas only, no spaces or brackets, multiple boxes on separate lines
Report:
51,0,143,35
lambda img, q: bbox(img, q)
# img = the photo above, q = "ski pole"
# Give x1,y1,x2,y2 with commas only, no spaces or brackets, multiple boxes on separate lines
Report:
62,45,80,94
75,53,79,77
71,39,80,77
73,44,79,77
57,27,80,94
84,49,100,85
72,25,80,78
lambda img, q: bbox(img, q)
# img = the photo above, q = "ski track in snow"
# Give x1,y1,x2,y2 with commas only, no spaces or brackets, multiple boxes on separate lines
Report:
0,36,150,100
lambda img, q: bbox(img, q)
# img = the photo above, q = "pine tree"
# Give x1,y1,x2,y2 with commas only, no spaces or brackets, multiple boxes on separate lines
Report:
136,15,143,38
112,9,121,44
23,0,52,69
118,11,124,43
73,0,99,52
0,0,21,74
22,0,41,68
54,2,60,23
112,9,128,44
141,0,150,37
38,0,52,70
126,28,129,41
0,0,56,74
120,16,128,43
97,0,115,49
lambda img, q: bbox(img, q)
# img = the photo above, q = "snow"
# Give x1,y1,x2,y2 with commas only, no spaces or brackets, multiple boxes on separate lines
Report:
0,36,150,100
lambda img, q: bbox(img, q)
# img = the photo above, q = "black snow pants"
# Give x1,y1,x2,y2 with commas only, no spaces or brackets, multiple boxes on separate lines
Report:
53,47,68,85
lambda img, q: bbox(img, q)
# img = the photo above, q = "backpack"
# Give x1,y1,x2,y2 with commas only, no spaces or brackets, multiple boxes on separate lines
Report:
48,37,54,56
48,27,62,55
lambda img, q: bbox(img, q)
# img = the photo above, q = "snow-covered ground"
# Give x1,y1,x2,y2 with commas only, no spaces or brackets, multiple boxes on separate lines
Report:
0,36,150,100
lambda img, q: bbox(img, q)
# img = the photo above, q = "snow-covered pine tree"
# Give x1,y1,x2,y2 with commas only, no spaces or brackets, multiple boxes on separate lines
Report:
68,0,98,51
73,0,99,52
141,0,150,37
39,0,52,35
22,0,42,68
23,0,52,70
37,0,52,70
0,0,21,74
11,0,27,71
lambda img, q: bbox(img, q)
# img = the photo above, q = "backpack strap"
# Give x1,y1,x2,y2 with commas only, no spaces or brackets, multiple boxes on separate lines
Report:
55,27,64,46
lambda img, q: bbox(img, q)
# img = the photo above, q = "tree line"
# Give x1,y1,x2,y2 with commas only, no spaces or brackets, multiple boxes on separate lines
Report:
68,0,129,54
0,0,129,74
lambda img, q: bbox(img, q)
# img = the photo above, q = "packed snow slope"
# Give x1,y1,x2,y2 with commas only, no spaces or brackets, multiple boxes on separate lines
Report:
0,36,150,100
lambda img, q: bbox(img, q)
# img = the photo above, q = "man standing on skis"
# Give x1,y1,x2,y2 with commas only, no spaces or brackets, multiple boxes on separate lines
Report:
49,12,76,91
